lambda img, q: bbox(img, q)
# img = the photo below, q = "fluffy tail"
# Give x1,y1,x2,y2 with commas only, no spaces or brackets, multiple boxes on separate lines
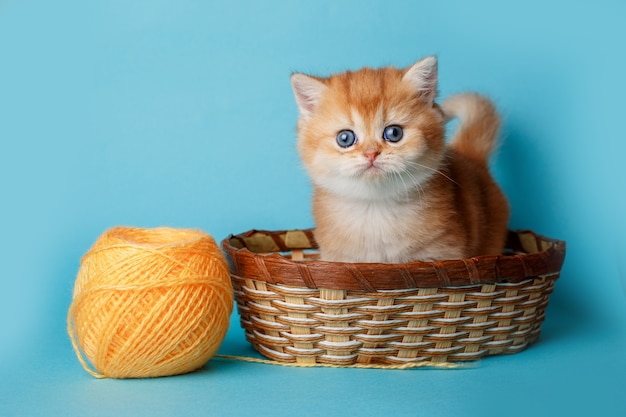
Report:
442,93,500,162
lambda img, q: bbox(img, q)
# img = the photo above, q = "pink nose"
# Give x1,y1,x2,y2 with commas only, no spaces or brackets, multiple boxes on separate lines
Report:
364,150,380,164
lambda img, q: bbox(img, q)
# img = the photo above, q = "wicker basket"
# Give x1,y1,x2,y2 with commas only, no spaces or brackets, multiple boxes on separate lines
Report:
222,229,566,365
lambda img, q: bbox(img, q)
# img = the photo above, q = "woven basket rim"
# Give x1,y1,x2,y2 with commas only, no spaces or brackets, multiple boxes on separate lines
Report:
222,229,566,291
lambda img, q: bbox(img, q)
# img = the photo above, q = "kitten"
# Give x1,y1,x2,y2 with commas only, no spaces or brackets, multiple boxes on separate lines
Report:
290,56,509,263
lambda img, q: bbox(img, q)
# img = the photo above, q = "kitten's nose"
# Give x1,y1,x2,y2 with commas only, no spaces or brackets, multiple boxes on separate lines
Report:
364,149,380,164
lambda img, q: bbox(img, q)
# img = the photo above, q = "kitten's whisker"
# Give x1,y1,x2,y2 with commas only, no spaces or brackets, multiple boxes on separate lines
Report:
405,160,460,187
393,170,414,200
390,166,426,200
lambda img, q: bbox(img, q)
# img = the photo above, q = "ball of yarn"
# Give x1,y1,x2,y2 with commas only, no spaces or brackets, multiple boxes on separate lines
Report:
67,226,233,378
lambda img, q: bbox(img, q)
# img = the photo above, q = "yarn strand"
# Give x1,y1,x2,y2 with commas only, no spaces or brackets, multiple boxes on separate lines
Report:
67,306,106,378
213,354,473,370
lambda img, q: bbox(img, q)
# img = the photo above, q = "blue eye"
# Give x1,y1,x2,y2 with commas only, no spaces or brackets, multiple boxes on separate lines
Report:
383,125,404,143
336,130,357,148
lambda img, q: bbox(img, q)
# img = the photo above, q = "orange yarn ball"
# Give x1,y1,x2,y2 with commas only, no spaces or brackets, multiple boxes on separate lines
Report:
67,227,233,378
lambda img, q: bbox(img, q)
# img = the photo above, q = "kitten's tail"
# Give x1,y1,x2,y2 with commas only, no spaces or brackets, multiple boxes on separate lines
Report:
442,93,500,162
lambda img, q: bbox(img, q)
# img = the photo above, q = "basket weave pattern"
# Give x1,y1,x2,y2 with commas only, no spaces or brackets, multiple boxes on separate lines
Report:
223,229,565,365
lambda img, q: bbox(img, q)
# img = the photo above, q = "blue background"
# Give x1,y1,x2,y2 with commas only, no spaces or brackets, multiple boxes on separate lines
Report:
1,0,625,416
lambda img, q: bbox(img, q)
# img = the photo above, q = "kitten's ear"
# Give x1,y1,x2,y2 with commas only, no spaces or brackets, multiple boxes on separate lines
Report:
291,73,327,118
402,56,438,103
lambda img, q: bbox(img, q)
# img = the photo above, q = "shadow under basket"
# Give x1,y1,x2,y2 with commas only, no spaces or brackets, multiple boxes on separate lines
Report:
222,229,566,365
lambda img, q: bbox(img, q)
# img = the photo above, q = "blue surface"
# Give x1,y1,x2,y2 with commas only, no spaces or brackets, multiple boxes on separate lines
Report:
1,0,625,416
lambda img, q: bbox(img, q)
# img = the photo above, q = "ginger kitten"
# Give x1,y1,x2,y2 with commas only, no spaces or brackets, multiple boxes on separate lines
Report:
291,56,509,263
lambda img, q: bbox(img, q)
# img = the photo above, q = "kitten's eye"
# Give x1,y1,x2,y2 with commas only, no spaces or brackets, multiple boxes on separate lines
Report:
336,130,357,148
383,125,404,143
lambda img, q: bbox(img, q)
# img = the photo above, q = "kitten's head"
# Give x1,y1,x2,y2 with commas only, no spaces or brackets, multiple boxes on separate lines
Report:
291,56,445,200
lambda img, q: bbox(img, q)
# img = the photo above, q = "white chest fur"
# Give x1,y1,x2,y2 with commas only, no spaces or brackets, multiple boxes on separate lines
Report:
319,195,427,263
